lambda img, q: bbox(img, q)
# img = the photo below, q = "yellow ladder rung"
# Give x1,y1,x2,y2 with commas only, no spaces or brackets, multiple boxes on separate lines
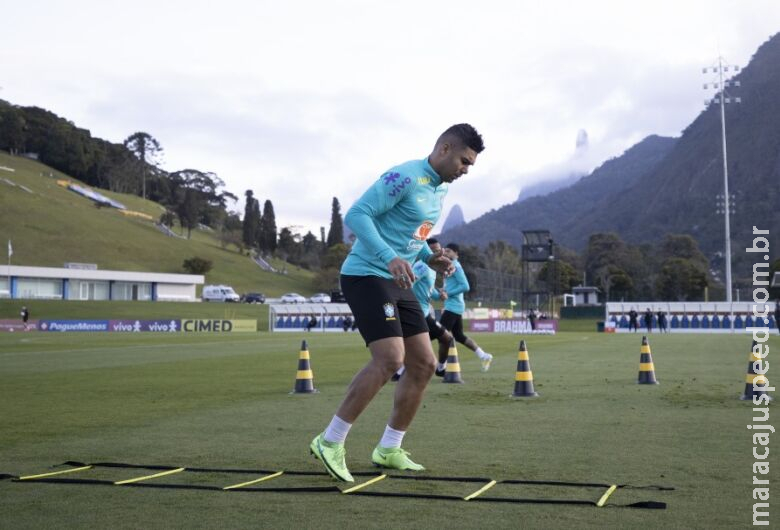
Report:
114,468,185,485
464,480,497,501
596,485,618,507
19,465,93,480
223,471,284,490
341,474,387,494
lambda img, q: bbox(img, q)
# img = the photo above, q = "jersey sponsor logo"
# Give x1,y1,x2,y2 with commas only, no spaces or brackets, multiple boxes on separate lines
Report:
406,239,425,252
382,172,401,184
383,303,396,320
387,176,412,197
412,221,434,241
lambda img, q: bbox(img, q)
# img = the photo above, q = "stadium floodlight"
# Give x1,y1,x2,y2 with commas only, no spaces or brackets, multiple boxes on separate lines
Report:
703,56,741,303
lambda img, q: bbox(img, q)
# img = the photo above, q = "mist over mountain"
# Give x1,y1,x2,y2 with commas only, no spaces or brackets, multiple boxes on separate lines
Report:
516,129,591,202
440,33,780,281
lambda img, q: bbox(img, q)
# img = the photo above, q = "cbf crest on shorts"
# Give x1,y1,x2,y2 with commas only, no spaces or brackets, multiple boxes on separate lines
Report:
383,303,396,321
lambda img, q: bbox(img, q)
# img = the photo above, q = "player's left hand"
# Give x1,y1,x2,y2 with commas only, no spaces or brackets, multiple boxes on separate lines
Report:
427,250,454,277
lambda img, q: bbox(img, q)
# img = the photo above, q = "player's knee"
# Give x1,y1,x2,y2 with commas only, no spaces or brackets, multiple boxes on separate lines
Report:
379,356,404,375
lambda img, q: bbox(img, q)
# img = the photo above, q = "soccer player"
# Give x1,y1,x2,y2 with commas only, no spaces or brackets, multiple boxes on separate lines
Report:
439,242,494,371
393,237,454,381
310,124,485,482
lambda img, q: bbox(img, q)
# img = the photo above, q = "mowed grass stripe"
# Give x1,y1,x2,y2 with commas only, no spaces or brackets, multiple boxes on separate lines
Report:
0,331,777,529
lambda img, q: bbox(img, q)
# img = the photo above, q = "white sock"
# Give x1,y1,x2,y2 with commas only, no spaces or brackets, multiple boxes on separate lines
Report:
323,415,352,444
475,347,489,359
395,365,406,377
379,425,406,449
437,362,447,371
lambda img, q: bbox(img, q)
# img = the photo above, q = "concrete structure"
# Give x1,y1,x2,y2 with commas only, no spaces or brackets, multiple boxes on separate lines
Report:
0,265,203,302
572,286,600,306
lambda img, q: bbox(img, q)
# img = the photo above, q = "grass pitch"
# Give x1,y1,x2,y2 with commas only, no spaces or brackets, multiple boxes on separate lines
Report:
0,330,777,529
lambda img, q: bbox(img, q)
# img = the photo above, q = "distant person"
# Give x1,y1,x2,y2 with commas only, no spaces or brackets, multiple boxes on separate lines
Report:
20,306,29,331
309,123,484,482
440,242,493,371
628,309,638,332
306,315,318,332
644,308,653,333
528,308,537,331
657,310,668,333
775,300,780,334
393,238,454,381
342,315,353,332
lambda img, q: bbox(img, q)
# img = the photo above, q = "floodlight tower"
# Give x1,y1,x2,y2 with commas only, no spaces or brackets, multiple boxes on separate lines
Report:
703,57,741,303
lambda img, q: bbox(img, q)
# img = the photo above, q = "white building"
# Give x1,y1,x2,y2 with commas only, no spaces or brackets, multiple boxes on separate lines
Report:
0,265,203,302
572,286,600,306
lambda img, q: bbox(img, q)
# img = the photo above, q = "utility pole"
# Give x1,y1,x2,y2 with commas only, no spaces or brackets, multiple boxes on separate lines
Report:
703,57,741,303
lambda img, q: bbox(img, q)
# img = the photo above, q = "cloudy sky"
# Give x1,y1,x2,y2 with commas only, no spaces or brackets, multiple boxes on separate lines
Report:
2,1,778,236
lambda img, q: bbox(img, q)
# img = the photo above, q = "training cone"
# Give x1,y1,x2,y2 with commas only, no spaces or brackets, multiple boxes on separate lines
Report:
637,336,658,384
511,340,538,397
741,340,772,402
442,338,464,384
291,340,318,394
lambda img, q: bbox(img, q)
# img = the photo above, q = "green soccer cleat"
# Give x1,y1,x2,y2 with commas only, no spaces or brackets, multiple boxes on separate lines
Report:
371,446,426,471
310,432,354,482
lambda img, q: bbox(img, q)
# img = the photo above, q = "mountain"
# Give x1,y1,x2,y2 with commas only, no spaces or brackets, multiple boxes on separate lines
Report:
516,129,590,202
440,32,780,280
440,134,677,249
440,204,465,233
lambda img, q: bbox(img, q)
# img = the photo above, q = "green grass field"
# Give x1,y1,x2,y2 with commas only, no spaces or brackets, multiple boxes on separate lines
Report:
0,330,776,529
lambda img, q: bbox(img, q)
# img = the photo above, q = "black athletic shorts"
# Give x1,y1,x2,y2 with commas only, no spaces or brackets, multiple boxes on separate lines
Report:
440,310,469,344
426,314,447,341
340,275,429,345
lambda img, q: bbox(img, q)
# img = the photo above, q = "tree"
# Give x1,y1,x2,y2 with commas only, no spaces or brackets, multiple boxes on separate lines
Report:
176,189,200,238
123,131,163,200
277,227,298,262
314,243,350,291
182,256,213,274
538,259,580,294
259,200,277,253
655,258,708,301
326,197,344,248
242,190,258,248
0,104,26,154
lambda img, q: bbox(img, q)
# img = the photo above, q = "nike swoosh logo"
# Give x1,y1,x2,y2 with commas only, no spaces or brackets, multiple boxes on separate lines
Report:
416,197,426,202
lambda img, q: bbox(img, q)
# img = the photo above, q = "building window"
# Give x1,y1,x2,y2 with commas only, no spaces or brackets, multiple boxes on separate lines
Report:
16,278,64,299
112,282,152,301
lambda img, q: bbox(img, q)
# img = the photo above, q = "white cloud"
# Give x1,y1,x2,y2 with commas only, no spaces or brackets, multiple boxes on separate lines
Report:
1,0,777,234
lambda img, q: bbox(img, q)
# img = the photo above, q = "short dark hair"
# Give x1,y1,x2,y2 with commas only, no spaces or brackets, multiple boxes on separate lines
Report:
440,123,485,153
445,242,460,253
426,237,439,245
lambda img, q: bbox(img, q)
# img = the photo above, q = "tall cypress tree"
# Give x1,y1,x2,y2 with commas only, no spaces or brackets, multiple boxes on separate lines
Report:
242,190,257,247
326,197,344,248
260,200,277,253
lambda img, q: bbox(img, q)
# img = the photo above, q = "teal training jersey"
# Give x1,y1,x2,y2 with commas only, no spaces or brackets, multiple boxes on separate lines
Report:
443,259,469,314
341,158,447,278
411,260,441,316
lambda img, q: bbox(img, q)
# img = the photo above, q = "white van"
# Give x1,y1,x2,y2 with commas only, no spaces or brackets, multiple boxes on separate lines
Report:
202,285,240,302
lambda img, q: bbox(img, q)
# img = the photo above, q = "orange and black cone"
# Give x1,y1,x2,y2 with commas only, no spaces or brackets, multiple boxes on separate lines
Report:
512,340,538,397
741,340,772,401
442,338,464,384
291,340,318,394
637,336,658,384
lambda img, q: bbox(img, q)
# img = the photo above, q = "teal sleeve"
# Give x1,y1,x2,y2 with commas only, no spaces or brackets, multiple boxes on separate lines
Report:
447,264,470,296
344,179,412,266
